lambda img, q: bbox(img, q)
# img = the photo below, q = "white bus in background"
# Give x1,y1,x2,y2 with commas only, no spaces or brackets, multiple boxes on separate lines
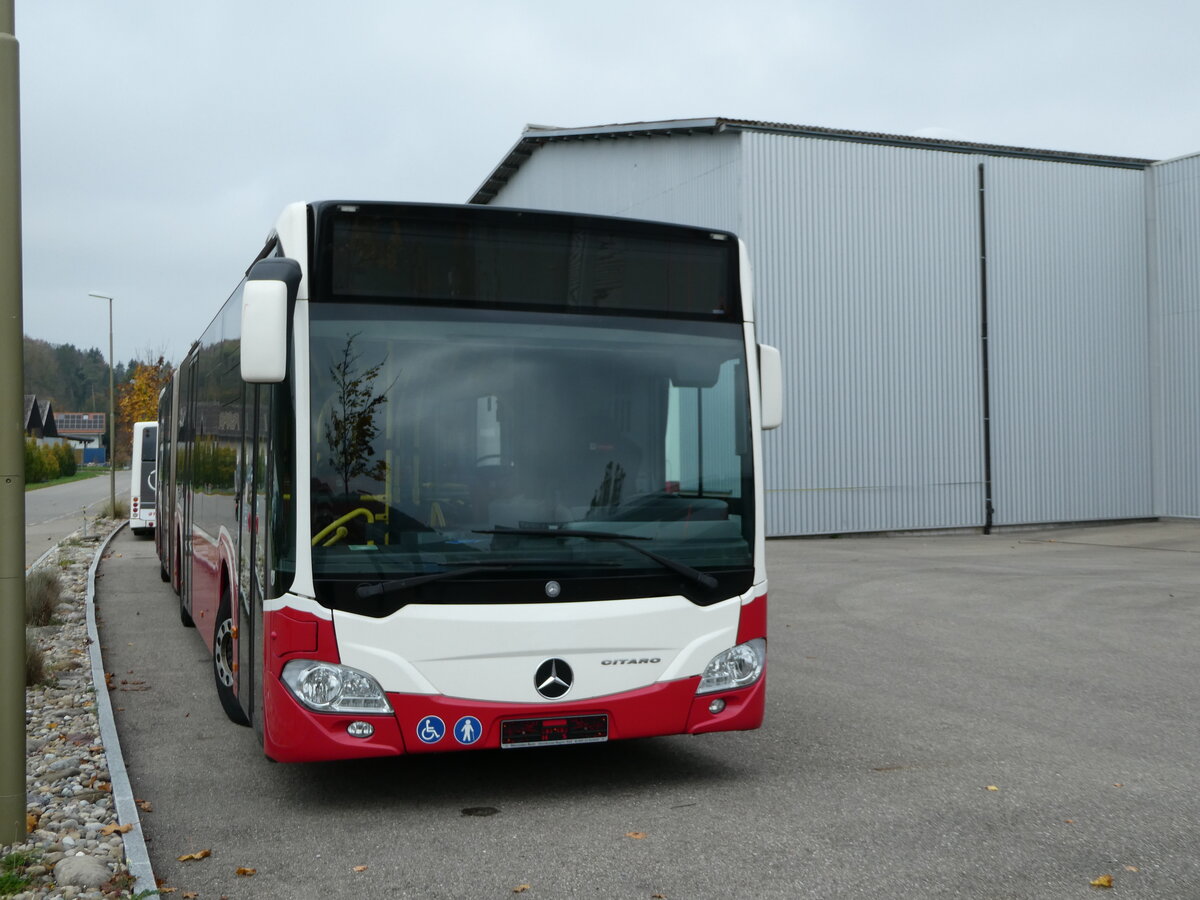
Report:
130,421,157,535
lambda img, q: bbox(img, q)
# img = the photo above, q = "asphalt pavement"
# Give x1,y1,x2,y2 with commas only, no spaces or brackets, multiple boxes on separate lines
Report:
25,472,116,566
93,520,1200,899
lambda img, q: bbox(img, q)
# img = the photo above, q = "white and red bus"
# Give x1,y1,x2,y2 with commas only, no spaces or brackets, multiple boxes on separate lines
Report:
156,201,782,762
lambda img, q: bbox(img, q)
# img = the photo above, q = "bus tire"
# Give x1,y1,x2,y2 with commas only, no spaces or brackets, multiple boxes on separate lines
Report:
214,587,250,727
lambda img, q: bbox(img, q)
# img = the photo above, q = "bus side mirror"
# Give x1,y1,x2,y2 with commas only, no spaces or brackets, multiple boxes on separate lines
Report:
758,343,782,430
241,257,302,384
241,280,288,383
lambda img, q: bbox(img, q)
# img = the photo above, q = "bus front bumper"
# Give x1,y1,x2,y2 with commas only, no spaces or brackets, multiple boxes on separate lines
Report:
261,673,765,763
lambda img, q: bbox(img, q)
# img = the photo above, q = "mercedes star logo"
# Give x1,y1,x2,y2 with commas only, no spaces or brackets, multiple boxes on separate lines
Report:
534,658,573,699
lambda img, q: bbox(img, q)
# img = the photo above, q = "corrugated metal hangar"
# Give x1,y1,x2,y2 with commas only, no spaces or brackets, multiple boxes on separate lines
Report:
469,119,1200,537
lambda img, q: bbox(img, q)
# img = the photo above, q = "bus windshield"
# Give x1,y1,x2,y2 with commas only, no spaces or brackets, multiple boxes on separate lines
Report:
306,304,753,607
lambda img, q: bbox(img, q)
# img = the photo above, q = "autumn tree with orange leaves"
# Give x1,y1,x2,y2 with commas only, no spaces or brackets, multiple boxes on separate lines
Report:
116,357,172,462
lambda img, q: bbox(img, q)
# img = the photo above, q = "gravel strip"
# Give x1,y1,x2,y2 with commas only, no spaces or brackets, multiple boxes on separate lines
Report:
3,520,150,899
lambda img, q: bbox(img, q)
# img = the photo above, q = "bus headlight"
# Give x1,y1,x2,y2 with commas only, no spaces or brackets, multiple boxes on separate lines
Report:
696,639,766,694
281,660,393,714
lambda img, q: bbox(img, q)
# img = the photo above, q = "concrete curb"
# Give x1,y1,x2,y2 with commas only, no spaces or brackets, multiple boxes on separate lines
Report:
27,544,56,572
85,523,157,896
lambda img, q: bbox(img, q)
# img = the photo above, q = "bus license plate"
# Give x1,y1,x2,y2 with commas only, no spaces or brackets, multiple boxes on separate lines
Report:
501,715,608,748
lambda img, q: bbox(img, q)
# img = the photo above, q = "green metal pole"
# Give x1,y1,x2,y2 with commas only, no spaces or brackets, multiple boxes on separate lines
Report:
0,0,26,845
88,293,115,513
107,299,114,514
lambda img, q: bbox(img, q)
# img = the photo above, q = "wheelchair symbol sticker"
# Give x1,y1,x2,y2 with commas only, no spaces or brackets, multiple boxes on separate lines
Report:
417,715,446,744
454,716,482,745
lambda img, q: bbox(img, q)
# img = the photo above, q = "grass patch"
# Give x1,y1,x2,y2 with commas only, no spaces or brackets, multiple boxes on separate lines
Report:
25,634,48,687
25,468,107,491
0,851,34,896
0,871,31,896
100,496,129,519
25,569,61,626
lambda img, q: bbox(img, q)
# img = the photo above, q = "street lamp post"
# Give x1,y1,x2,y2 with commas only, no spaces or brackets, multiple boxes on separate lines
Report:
88,292,116,517
1,0,26,845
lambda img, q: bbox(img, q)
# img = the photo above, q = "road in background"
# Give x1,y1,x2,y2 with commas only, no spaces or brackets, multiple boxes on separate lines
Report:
96,521,1200,898
25,473,115,566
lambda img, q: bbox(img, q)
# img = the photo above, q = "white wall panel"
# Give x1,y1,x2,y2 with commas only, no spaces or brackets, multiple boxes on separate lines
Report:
484,134,742,233
1150,155,1200,518
741,133,985,535
984,159,1151,525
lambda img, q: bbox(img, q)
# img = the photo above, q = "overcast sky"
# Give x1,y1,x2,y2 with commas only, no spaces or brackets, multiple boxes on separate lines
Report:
15,0,1200,367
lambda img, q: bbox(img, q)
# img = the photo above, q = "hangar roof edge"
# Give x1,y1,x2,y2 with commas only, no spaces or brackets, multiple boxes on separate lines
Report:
469,117,1155,205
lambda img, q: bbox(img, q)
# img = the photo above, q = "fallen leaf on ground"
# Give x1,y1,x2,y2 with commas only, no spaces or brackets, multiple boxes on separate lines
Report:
626,831,648,839
183,893,198,899
1125,866,1139,872
236,867,257,876
26,813,39,832
177,850,211,862
137,799,153,812
102,823,133,835
1090,874,1114,888
513,885,531,894
353,865,368,873
986,786,999,792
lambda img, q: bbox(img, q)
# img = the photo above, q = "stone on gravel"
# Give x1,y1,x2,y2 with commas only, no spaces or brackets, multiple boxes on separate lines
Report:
53,854,111,888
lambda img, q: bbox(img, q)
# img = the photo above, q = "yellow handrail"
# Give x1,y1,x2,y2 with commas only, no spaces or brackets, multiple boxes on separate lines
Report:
311,507,376,546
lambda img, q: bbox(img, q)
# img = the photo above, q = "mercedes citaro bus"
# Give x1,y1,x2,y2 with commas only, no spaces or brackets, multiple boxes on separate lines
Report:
156,201,782,762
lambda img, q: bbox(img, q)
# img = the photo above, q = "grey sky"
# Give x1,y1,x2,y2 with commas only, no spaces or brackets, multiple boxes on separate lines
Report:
16,0,1200,367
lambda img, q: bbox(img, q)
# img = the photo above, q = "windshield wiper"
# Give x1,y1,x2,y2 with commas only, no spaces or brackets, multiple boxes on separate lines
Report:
355,558,616,599
473,527,718,590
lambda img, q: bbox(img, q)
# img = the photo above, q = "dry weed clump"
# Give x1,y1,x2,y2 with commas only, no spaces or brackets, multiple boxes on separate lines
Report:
26,567,62,626
25,633,47,686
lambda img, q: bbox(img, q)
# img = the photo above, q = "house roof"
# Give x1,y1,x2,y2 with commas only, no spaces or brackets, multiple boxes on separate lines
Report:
38,400,58,438
23,394,43,433
469,117,1155,205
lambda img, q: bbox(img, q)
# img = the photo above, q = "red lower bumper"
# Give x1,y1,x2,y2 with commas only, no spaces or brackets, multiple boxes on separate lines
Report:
261,673,765,763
